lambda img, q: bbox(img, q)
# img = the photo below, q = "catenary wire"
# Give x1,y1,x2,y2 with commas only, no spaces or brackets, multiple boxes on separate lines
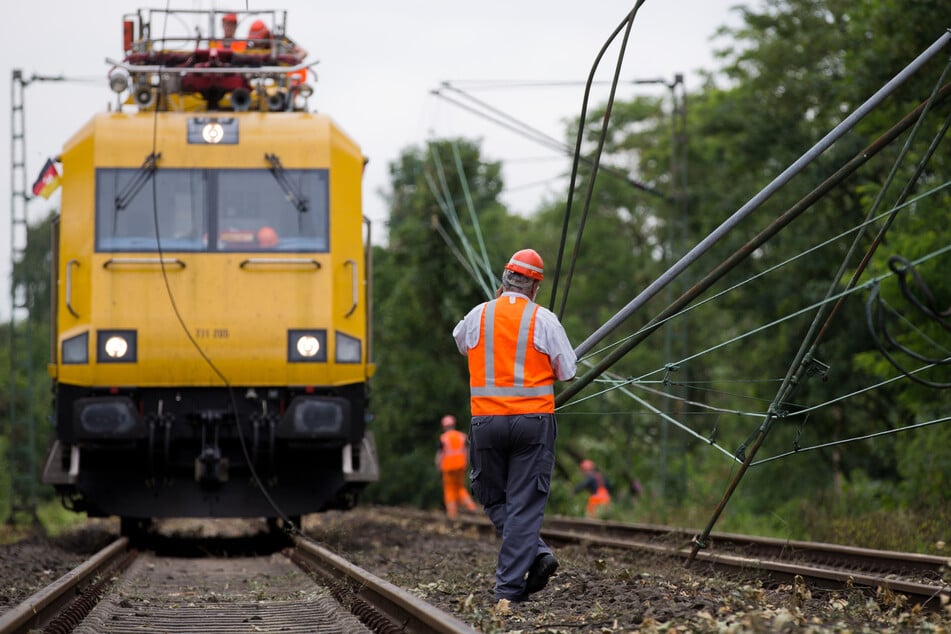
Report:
556,82,951,405
449,139,496,288
577,180,951,366
554,2,649,321
423,147,495,298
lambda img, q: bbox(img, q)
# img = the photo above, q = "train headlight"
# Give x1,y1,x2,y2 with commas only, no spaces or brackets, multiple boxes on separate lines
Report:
335,332,362,364
104,336,128,358
187,117,239,145
297,336,320,357
62,332,89,364
97,330,137,363
288,329,327,362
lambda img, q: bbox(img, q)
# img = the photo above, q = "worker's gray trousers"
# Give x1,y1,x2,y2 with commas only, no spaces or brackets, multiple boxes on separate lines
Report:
468,413,556,600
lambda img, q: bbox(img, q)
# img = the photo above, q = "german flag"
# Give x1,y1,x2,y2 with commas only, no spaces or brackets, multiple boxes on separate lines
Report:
31,158,61,199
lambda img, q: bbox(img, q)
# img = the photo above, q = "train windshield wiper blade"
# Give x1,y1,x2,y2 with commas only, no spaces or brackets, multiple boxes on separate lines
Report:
114,152,161,210
264,152,308,213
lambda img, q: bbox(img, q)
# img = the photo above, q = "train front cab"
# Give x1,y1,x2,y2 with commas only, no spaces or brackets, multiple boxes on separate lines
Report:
42,110,379,521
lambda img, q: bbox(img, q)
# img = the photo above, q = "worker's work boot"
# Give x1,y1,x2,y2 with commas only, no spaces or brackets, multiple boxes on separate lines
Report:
524,553,558,595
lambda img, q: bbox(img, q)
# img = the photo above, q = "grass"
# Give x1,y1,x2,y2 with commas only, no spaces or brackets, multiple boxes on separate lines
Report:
0,499,90,544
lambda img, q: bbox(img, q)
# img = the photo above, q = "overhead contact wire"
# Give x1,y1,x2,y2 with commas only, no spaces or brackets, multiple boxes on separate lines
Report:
549,2,644,314
428,144,492,288
450,140,496,287
577,183,950,365
424,148,495,297
573,31,951,366
687,37,951,563
557,82,951,406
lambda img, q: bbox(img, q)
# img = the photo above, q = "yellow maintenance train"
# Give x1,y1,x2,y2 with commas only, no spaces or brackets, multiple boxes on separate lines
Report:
41,8,378,533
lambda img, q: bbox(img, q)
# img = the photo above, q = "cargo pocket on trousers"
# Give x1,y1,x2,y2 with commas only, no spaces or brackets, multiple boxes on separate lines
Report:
536,447,555,495
470,467,504,507
469,467,487,505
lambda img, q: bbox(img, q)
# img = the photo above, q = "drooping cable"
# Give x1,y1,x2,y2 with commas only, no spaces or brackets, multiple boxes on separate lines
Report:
575,32,951,365
427,142,495,291
556,85,951,405
449,139,496,287
550,1,649,318
149,4,299,534
422,150,495,298
687,42,951,563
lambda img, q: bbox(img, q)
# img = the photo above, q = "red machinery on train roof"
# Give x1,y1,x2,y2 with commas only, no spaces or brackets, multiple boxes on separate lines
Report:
110,7,314,112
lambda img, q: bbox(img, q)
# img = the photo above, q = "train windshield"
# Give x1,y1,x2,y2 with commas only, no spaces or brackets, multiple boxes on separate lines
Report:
95,167,329,252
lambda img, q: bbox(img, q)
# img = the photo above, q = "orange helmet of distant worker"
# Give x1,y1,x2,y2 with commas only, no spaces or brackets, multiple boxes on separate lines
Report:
248,19,271,40
441,414,456,429
580,459,595,472
504,248,544,280
257,226,279,247
222,12,237,24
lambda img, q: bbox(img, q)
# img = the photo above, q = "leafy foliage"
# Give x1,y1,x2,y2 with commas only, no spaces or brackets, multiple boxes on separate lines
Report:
3,1,948,551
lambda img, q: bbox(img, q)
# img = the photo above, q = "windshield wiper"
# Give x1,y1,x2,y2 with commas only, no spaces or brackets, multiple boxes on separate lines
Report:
264,153,308,213
115,152,161,210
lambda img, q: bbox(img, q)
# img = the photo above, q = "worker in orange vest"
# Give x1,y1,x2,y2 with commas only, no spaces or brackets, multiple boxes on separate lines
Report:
435,414,477,518
453,248,576,603
211,13,247,52
575,459,612,517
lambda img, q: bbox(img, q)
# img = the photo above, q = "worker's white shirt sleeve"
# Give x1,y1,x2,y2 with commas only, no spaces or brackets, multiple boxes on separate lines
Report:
452,293,577,381
532,305,577,381
452,302,487,355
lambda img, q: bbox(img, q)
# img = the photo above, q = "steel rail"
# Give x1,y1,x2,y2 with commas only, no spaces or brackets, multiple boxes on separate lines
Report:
538,517,951,607
0,537,129,634
378,508,950,608
294,536,480,634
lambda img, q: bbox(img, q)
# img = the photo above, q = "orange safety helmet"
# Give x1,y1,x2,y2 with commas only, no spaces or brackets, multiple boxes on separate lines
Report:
248,19,271,40
257,226,279,247
441,414,456,429
222,12,237,24
504,248,544,280
580,459,595,471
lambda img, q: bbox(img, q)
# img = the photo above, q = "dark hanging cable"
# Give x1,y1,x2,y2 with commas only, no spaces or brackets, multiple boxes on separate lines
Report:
549,0,648,317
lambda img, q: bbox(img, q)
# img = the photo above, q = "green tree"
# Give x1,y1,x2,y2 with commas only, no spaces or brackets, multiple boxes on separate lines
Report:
3,211,57,523
366,138,519,508
537,0,950,530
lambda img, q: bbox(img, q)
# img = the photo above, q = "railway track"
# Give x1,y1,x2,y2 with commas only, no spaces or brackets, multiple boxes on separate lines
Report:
380,507,951,609
0,523,477,634
3,510,948,632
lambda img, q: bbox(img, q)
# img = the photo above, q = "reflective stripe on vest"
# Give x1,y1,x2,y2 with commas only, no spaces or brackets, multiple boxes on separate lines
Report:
468,297,555,415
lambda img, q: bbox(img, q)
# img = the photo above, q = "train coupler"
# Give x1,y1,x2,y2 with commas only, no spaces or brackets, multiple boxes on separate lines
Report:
195,446,229,484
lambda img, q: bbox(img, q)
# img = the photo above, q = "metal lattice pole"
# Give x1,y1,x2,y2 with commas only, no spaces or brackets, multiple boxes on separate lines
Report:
7,69,38,526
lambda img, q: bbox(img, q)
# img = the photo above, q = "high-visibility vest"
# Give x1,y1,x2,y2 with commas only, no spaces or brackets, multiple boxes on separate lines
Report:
210,39,247,52
585,473,611,516
468,296,555,415
590,473,611,504
439,429,468,471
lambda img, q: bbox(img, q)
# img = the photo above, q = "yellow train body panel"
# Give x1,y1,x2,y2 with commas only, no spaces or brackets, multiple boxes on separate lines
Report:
54,111,368,389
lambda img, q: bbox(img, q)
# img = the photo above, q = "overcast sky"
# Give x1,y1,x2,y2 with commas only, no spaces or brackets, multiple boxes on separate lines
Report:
1,0,746,321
